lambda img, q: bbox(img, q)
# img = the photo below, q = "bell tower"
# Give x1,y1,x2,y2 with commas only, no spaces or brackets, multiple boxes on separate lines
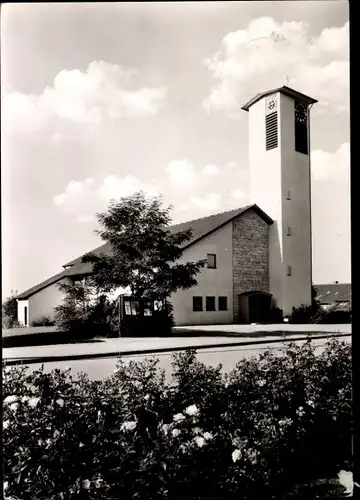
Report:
242,87,317,316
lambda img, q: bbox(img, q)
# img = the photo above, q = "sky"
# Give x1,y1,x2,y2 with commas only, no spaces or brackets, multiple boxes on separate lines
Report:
1,1,350,300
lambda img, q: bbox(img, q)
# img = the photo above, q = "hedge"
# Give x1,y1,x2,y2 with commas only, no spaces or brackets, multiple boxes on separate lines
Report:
3,337,352,499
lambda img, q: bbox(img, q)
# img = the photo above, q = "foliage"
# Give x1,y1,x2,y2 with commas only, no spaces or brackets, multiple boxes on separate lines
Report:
31,316,55,327
290,304,351,325
82,191,205,303
2,291,21,329
54,279,119,338
3,337,352,500
289,304,317,324
290,286,351,324
268,306,283,323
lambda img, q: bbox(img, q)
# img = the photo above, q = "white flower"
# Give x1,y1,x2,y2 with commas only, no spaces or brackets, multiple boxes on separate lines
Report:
94,478,103,488
173,413,185,422
203,432,213,441
79,442,85,448
4,395,18,405
257,379,266,387
185,405,199,417
306,400,315,408
144,394,150,401
45,438,52,447
232,449,242,463
82,479,91,490
53,429,60,438
56,399,64,407
247,449,258,464
121,420,137,432
3,420,10,430
10,403,19,412
28,397,40,408
296,407,305,417
172,428,181,437
192,427,203,435
338,470,355,496
162,424,170,435
21,396,30,403
194,436,205,448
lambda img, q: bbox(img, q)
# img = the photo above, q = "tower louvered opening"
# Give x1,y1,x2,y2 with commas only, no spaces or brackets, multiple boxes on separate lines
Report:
295,101,308,154
266,111,278,151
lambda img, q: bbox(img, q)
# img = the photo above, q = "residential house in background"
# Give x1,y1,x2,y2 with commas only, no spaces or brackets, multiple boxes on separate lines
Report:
315,283,351,312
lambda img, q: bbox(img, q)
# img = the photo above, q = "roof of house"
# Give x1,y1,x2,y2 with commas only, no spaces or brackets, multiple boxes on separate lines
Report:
315,283,351,304
16,266,94,300
17,204,273,300
63,204,273,268
241,85,318,112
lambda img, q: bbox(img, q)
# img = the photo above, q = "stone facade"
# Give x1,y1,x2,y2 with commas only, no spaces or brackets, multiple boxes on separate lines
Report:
232,209,270,322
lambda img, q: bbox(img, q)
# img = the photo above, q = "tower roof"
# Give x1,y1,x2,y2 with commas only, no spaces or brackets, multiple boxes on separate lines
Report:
241,86,318,112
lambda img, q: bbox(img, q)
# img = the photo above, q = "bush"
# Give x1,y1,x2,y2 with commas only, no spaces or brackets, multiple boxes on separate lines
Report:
290,305,352,325
31,316,56,327
268,306,283,323
320,309,352,324
289,304,317,324
2,337,352,499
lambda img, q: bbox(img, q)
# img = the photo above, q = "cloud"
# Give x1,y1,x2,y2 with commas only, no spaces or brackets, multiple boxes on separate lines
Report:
180,193,223,214
203,18,349,116
165,160,198,189
232,189,246,199
190,193,222,211
2,61,167,133
165,159,229,189
311,142,350,182
202,164,220,175
53,175,159,222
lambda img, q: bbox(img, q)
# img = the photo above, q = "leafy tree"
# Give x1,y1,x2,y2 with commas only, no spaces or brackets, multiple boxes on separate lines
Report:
82,191,205,325
2,291,20,328
54,279,118,338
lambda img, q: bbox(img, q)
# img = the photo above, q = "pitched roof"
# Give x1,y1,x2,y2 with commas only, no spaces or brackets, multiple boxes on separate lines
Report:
241,85,318,111
16,266,94,300
314,283,351,304
63,204,273,269
17,204,273,300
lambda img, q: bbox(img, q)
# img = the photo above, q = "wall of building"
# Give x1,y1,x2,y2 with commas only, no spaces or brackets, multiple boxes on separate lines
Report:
17,299,29,326
28,277,72,325
279,93,312,312
248,95,284,310
171,222,233,326
232,210,270,322
247,91,312,315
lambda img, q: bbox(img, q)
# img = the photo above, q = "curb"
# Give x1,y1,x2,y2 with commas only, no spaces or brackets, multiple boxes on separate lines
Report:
4,332,351,367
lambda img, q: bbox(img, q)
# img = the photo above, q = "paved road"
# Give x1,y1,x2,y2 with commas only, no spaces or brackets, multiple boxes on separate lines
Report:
5,335,351,382
3,323,351,362
175,323,351,334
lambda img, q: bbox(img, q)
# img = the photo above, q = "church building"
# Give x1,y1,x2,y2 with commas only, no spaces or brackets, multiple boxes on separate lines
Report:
16,86,317,327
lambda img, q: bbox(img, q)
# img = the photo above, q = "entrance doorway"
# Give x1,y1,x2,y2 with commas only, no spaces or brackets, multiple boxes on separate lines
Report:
238,291,272,324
